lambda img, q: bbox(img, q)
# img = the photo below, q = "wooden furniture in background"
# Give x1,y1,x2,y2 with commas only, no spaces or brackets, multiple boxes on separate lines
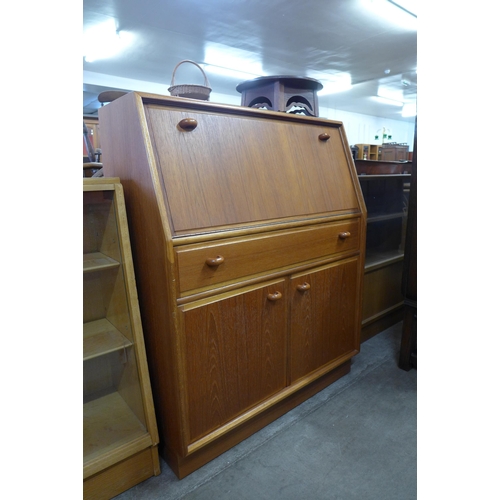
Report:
83,177,160,499
356,160,412,342
98,92,367,479
83,116,100,159
399,120,417,370
236,75,323,116
380,143,409,162
355,143,381,161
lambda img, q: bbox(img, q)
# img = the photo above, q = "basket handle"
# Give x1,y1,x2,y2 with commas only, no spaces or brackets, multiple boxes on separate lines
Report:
170,60,211,87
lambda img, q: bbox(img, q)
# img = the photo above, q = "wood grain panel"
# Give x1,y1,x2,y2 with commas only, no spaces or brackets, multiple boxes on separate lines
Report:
290,258,359,382
181,281,287,443
145,106,359,233
84,447,158,500
97,93,365,479
362,259,404,323
83,178,160,493
176,219,360,293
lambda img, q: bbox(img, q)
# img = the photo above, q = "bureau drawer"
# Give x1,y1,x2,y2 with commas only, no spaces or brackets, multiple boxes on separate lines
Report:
176,219,361,293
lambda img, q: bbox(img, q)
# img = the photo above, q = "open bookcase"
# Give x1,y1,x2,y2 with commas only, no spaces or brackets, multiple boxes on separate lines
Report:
83,177,159,499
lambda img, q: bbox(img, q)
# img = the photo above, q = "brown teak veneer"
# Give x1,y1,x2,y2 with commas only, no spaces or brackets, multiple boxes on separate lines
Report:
98,93,367,478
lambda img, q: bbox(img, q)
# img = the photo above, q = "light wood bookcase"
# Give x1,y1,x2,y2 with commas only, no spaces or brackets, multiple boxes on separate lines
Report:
355,143,380,161
83,177,160,499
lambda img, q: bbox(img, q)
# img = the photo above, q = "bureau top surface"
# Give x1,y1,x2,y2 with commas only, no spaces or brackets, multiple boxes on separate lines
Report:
99,93,364,238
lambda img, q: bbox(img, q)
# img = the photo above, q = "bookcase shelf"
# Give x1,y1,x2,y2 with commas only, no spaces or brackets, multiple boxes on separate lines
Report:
356,164,411,341
83,392,149,468
364,249,405,271
83,318,133,361
83,178,160,499
367,212,406,223
83,252,120,273
355,143,380,161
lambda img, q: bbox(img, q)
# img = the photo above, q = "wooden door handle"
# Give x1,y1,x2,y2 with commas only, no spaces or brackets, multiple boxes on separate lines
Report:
296,282,311,292
178,118,198,131
205,255,225,267
267,291,282,301
338,231,351,240
318,133,330,141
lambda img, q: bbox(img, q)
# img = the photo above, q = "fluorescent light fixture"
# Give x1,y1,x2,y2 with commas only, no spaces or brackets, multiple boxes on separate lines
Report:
377,85,404,103
318,76,352,95
360,0,416,29
204,42,264,79
388,0,416,17
402,102,417,117
309,71,352,95
372,96,404,106
202,64,262,81
83,19,134,63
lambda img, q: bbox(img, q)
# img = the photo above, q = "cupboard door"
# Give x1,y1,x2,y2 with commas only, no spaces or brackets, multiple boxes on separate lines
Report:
181,280,287,444
290,258,359,383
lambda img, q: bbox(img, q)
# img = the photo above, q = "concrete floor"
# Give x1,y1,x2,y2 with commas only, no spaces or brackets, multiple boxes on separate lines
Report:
115,322,417,500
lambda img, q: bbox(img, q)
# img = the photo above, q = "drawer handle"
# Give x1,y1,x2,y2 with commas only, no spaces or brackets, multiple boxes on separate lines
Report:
338,231,351,240
318,133,330,141
267,291,282,301
205,255,225,267
296,282,311,292
178,118,198,131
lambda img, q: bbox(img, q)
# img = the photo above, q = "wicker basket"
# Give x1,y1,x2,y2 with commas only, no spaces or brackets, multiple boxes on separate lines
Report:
168,60,212,101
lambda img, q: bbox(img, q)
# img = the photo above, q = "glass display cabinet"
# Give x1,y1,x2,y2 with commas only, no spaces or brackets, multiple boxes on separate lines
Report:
355,159,412,341
83,177,159,499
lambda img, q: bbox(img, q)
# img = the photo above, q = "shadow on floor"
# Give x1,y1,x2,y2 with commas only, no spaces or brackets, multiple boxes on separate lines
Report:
115,322,416,500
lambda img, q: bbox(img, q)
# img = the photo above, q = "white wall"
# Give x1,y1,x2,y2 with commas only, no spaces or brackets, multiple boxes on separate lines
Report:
211,92,415,151
85,71,415,151
318,107,415,151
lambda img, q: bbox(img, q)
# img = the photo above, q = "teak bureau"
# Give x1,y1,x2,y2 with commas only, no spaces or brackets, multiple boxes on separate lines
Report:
98,92,367,478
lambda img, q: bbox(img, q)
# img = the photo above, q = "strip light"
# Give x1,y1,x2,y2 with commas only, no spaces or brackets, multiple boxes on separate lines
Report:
361,0,417,29
83,20,134,63
202,65,263,81
387,0,417,17
373,96,404,106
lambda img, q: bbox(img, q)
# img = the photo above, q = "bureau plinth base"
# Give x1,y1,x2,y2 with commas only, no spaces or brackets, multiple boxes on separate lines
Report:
163,359,352,479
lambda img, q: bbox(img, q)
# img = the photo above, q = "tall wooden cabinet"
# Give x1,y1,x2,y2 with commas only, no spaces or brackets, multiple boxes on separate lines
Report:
98,92,367,479
355,160,412,341
83,178,160,499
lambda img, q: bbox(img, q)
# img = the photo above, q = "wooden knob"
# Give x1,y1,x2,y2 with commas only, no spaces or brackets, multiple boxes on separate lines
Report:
267,291,282,301
205,255,224,267
178,118,198,131
338,231,351,240
296,282,311,292
318,133,330,141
